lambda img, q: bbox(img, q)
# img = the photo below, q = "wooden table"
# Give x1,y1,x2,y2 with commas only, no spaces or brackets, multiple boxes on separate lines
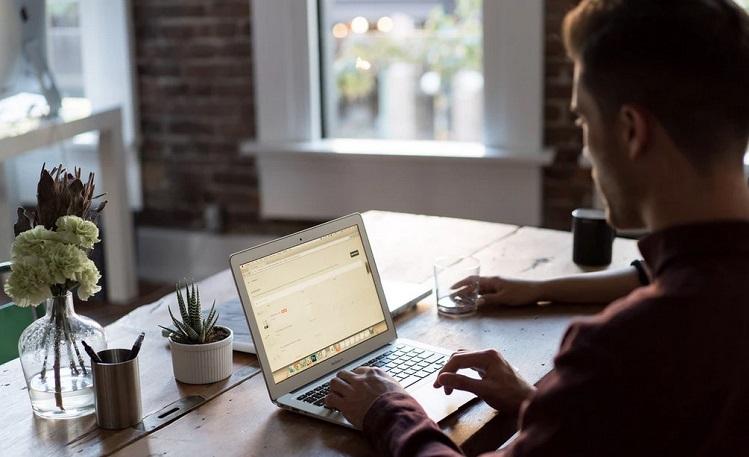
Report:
0,211,640,456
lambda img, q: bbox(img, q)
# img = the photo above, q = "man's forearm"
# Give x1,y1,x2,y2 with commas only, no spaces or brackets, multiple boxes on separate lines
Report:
538,266,641,304
363,392,465,457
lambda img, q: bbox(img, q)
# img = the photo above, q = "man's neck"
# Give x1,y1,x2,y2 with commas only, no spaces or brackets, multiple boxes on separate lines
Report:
643,172,749,232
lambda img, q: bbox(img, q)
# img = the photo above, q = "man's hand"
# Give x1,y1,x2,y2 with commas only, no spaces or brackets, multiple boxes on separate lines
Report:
325,367,409,429
434,349,535,414
454,276,543,307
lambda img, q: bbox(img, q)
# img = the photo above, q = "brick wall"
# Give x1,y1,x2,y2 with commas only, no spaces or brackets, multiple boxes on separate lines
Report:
132,0,259,232
132,0,590,232
542,0,592,230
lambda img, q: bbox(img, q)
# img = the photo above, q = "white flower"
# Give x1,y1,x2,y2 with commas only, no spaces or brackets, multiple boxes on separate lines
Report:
11,226,61,259
44,242,89,285
75,259,101,301
55,216,100,250
6,222,103,306
3,259,53,307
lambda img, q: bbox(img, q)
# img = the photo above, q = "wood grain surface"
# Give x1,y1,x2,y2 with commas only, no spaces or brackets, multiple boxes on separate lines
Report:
0,270,260,457
113,212,640,457
0,211,641,456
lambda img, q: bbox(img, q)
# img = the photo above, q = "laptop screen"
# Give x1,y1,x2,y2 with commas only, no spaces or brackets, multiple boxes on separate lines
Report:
239,225,388,384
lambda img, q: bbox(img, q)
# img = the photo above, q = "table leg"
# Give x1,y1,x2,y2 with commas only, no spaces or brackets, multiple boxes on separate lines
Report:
97,110,138,303
0,162,18,260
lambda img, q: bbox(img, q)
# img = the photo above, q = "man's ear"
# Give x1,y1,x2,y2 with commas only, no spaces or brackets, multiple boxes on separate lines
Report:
619,104,649,160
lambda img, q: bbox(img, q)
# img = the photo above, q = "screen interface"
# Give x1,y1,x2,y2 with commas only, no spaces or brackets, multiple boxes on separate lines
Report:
240,225,388,384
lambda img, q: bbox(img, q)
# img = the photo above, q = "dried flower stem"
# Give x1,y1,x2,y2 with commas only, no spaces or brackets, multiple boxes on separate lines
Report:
39,321,52,382
64,339,78,376
52,313,63,410
61,313,87,376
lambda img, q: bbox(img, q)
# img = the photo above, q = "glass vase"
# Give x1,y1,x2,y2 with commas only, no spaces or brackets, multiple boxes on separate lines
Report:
18,292,106,419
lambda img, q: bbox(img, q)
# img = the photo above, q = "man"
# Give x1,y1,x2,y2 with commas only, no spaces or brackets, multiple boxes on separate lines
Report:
324,0,749,455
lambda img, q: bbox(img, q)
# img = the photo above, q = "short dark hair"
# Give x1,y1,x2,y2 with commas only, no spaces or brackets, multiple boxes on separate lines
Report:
563,0,749,167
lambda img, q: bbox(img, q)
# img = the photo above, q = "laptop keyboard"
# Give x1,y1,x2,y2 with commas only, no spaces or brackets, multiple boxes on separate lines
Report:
296,344,448,407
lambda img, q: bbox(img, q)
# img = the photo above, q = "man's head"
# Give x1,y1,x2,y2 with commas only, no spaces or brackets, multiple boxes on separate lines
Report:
563,0,749,229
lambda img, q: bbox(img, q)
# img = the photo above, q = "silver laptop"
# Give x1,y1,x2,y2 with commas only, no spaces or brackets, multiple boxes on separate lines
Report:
229,213,476,428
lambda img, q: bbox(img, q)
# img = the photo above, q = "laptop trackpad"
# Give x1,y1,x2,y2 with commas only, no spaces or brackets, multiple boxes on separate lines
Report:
410,370,479,423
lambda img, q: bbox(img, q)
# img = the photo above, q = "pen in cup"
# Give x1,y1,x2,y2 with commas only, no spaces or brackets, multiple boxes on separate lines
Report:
129,332,145,360
81,340,103,364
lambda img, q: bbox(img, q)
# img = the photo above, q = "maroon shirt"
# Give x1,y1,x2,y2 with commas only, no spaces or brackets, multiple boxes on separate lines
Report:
363,221,749,456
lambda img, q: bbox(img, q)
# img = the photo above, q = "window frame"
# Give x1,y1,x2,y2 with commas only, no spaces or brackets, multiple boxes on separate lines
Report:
251,0,545,154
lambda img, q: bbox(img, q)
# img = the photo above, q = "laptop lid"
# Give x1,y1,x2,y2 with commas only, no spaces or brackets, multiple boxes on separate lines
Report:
229,213,397,401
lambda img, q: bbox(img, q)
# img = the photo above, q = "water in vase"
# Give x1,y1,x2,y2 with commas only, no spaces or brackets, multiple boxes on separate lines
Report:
27,367,95,419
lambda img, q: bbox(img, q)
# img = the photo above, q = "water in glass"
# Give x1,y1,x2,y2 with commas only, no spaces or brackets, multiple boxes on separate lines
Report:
433,256,480,316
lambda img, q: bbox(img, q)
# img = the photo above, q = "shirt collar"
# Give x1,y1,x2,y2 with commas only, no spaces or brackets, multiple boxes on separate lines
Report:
638,220,749,278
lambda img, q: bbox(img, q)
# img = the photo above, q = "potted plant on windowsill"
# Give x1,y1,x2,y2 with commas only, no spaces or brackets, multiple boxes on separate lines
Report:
159,281,233,384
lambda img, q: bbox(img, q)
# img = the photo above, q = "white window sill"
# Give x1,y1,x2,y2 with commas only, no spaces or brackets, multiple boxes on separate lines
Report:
241,139,553,166
241,138,553,226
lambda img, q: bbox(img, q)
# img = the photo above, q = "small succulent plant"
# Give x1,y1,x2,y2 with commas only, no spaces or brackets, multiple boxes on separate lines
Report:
160,281,220,344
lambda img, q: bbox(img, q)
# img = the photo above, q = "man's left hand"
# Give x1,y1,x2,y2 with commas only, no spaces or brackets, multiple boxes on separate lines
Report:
325,367,408,429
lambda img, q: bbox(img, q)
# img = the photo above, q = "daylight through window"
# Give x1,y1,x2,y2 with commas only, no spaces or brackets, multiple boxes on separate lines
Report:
320,0,483,142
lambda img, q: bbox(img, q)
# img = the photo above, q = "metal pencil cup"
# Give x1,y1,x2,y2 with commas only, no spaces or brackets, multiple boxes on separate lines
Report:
92,349,143,429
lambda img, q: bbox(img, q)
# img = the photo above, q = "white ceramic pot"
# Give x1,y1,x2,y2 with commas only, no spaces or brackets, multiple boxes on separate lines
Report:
168,326,233,384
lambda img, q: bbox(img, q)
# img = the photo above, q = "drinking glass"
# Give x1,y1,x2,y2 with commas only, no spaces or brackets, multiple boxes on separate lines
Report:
433,256,480,316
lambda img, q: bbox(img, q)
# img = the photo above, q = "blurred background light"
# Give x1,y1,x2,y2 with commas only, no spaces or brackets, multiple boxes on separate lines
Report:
350,16,369,34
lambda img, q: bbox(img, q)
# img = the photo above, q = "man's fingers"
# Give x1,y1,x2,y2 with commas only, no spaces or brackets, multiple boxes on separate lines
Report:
453,275,501,293
451,275,479,289
355,366,394,382
476,292,508,306
352,366,378,375
337,369,360,383
434,350,493,387
324,391,344,410
436,372,485,396
449,284,476,299
329,376,354,395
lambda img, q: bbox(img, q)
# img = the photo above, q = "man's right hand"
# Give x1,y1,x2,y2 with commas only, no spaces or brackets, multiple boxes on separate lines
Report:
433,349,535,414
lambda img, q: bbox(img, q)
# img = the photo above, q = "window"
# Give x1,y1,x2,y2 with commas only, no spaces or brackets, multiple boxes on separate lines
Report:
252,0,544,152
1,0,141,210
0,0,84,116
46,0,84,97
248,1,549,226
319,0,483,142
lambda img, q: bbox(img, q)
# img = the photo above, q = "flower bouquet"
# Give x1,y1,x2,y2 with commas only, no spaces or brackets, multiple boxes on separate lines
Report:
4,164,108,419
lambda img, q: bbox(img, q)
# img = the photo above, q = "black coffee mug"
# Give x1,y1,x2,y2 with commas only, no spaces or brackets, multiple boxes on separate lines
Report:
571,208,615,266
